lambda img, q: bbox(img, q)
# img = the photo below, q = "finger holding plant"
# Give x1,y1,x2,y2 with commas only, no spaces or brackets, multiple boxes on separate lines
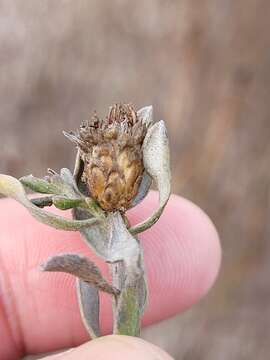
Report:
0,104,171,338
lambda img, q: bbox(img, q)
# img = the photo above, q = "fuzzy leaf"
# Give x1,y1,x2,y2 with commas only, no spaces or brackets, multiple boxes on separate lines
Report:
41,253,119,295
21,169,80,199
129,120,171,234
77,279,100,338
74,209,140,263
0,174,100,231
59,168,80,193
106,212,140,262
52,196,86,210
111,255,147,337
74,208,113,258
114,285,141,336
20,175,59,194
129,105,154,208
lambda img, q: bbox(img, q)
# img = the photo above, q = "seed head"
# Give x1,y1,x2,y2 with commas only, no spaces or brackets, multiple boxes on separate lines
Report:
65,104,150,211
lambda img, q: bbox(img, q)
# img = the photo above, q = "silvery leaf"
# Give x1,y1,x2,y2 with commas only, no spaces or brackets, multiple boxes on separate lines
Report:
41,253,119,295
135,249,148,315
74,209,140,263
113,282,141,336
129,120,171,235
45,169,80,198
0,174,100,231
138,275,148,315
76,279,100,338
137,105,153,126
106,212,140,263
129,105,154,208
110,247,146,336
20,171,78,199
59,168,81,195
109,235,146,336
74,208,111,259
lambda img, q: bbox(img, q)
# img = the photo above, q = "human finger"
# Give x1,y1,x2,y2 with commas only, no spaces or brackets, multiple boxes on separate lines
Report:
0,192,221,359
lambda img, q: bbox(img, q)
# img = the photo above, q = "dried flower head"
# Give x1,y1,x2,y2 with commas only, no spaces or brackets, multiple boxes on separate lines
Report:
65,104,151,211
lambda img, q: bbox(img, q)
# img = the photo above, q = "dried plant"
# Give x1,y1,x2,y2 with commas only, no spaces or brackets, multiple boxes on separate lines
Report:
0,104,171,337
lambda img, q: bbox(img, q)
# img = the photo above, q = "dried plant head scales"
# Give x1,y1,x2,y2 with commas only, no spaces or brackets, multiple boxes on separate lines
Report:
67,104,150,211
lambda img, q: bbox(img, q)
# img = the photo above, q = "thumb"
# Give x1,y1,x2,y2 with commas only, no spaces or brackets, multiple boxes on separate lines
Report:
43,335,173,360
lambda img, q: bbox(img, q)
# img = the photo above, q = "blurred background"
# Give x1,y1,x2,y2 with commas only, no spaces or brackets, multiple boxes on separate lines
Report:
0,1,269,359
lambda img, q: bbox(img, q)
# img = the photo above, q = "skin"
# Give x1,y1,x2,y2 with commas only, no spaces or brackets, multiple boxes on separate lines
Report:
0,192,221,359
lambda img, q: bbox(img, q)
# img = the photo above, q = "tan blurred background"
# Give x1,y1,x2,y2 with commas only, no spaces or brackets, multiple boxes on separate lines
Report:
1,1,269,359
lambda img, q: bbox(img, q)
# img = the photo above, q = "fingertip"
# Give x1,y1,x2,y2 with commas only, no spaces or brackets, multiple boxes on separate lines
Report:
129,192,221,323
0,194,221,357
167,194,221,303
46,336,173,360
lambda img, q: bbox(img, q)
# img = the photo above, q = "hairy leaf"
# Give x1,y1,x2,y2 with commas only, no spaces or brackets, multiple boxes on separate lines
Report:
20,175,60,194
41,253,119,295
0,174,100,231
77,280,100,338
129,120,171,234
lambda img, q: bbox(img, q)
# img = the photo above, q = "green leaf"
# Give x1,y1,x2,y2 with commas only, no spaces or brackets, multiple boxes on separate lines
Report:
114,286,141,336
20,168,82,199
111,258,147,337
20,175,60,194
0,174,100,231
52,196,86,210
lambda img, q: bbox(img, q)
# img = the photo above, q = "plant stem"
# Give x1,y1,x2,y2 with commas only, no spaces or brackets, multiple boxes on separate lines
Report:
110,261,141,336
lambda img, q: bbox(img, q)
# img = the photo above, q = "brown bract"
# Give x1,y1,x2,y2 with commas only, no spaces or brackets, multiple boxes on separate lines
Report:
70,104,149,211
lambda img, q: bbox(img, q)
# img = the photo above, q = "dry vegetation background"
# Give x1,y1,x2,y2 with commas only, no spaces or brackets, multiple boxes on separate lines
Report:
0,1,269,359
